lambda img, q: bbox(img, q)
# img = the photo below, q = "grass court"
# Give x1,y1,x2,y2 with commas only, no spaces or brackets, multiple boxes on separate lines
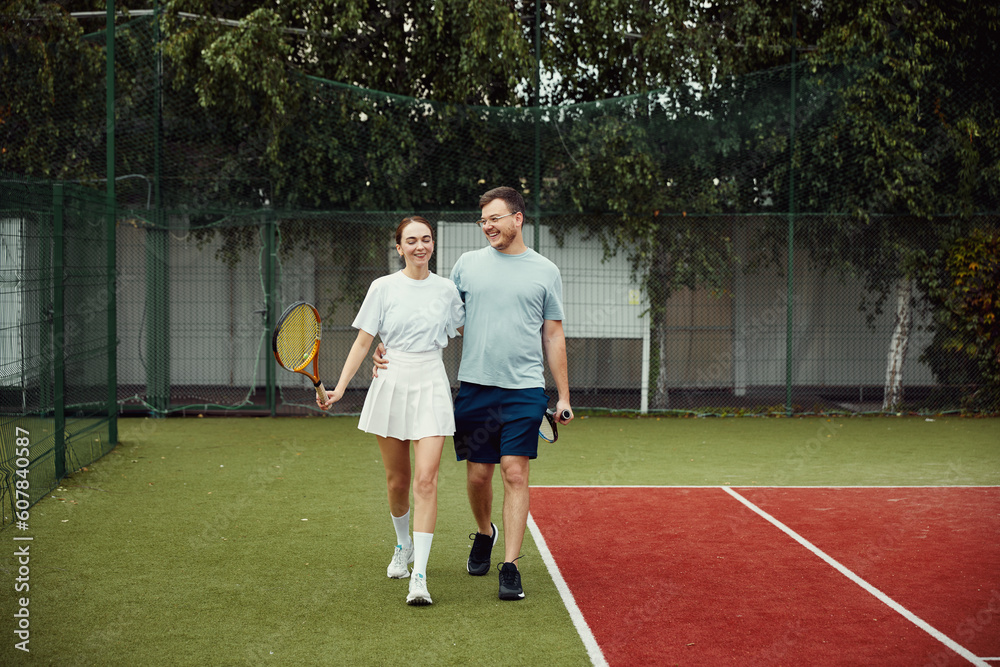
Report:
1,414,997,665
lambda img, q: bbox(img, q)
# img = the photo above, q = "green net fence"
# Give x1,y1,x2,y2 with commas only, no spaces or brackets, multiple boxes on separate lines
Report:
0,176,116,528
1,11,998,525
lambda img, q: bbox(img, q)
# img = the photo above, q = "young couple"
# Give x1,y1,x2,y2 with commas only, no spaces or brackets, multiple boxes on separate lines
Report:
319,186,572,606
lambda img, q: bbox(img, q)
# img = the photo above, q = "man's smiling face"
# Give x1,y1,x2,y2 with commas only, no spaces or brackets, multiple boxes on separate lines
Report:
479,199,521,253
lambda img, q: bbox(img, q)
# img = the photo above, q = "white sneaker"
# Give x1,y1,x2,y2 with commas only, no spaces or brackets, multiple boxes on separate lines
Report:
387,543,414,579
406,573,432,605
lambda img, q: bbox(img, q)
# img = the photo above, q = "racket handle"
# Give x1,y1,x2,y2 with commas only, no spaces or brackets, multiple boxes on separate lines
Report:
314,381,328,404
560,409,572,421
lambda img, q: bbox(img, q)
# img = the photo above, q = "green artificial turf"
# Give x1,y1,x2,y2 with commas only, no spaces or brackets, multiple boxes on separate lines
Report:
532,414,1000,487
1,414,996,665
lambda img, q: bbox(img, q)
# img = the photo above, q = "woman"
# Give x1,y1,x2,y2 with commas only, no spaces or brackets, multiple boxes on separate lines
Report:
319,216,464,606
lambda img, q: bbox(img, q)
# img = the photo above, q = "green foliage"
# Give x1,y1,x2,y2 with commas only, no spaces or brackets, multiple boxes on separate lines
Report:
149,0,537,311
756,0,998,286
913,227,1000,407
0,0,105,178
4,0,999,409
164,7,294,163
544,0,794,104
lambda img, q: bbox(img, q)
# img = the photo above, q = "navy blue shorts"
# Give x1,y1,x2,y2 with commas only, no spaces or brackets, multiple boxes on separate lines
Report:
453,383,549,463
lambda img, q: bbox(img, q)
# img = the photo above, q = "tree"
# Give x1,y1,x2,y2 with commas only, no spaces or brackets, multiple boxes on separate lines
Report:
0,0,105,179
785,0,1000,410
148,0,543,318
155,0,535,210
3,0,538,200
912,228,1000,410
534,0,998,410
2,0,543,325
5,0,998,412
534,1,796,407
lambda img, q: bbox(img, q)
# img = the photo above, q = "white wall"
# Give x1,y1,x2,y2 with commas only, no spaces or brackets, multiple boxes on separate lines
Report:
437,221,648,340
0,218,24,388
113,220,941,399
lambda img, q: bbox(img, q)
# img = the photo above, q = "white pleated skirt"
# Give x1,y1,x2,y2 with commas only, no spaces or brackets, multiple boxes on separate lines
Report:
358,348,455,440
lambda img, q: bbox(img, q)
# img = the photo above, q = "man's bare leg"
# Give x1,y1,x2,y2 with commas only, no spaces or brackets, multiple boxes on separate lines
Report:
500,455,530,566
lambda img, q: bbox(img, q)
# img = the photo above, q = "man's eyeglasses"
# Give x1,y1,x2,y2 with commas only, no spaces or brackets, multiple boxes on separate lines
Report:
474,212,516,228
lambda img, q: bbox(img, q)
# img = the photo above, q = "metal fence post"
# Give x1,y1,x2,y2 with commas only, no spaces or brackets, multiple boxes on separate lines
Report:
53,183,66,479
145,227,169,413
785,8,797,416
106,0,118,441
265,210,277,416
146,0,170,415
533,2,541,252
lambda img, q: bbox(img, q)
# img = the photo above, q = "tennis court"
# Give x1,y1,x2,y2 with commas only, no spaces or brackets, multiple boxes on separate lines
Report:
1,414,997,665
5,6,999,666
531,485,1000,666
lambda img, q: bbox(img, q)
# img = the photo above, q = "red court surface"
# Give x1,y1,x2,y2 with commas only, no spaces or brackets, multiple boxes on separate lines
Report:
529,486,1000,667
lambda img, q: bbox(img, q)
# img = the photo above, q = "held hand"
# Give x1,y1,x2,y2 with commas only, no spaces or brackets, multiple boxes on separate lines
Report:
556,402,573,424
317,387,344,410
372,342,388,378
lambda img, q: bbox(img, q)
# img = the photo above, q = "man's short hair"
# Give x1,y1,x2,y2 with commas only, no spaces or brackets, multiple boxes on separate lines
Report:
479,186,525,215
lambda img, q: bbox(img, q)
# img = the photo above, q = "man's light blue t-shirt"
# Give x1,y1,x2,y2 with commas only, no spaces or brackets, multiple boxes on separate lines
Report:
450,246,564,389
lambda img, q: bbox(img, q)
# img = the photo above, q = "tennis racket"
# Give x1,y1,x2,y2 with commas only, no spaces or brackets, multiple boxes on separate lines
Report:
538,409,572,443
272,301,328,403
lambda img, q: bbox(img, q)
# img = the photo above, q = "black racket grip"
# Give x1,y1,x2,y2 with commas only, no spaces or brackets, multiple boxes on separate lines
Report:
559,409,572,421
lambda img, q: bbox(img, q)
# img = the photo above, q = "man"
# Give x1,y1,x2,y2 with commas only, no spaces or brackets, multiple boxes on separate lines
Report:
376,186,572,601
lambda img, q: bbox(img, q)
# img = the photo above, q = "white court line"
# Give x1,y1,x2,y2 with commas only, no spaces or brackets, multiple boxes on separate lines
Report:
527,513,608,667
722,486,989,667
533,485,1000,489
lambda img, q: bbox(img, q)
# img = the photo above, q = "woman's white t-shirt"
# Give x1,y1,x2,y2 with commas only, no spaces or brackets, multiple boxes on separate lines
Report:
352,271,465,352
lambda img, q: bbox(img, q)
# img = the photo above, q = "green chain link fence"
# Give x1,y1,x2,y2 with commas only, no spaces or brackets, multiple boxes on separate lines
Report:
1,176,116,528
2,11,996,528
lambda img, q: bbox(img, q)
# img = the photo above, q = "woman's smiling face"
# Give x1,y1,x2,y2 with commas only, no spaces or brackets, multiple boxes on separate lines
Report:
397,220,434,269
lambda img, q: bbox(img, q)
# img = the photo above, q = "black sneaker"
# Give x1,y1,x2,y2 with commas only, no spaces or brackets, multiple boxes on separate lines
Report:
498,561,524,600
467,523,497,576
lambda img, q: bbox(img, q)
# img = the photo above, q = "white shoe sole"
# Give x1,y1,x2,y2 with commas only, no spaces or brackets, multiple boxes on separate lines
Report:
387,545,414,579
406,578,433,605
406,592,433,605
